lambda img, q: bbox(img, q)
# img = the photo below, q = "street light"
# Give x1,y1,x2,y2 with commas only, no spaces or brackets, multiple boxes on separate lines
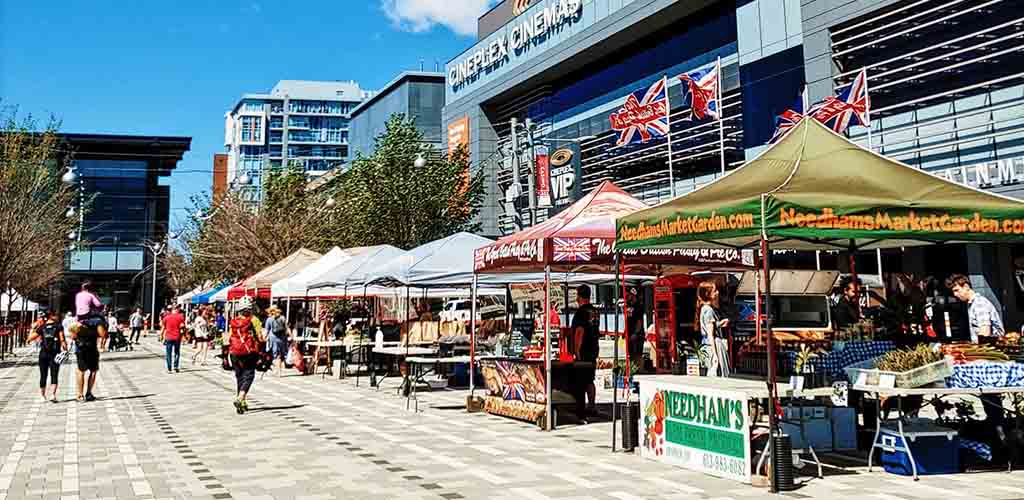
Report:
146,231,178,332
413,154,427,168
324,197,336,209
67,230,77,240
235,172,252,186
65,207,76,218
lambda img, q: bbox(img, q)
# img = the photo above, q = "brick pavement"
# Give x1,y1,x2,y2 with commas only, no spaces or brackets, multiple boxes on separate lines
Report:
3,340,1024,500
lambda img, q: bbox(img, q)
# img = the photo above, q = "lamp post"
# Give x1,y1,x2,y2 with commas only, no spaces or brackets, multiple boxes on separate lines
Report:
146,233,177,332
508,119,594,227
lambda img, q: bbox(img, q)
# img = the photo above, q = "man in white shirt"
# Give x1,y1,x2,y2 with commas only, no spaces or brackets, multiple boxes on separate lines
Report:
62,312,77,354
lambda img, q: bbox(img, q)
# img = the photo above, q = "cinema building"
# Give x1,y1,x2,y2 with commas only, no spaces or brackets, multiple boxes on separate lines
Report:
442,0,1024,324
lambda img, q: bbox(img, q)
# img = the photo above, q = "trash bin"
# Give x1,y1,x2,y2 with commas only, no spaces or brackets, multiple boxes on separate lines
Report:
621,401,641,451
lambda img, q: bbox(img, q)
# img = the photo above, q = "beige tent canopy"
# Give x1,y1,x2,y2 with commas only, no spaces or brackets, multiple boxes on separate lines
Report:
617,118,1024,252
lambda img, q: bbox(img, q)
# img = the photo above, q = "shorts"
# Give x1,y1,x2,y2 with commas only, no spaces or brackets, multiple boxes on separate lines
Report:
269,335,288,360
78,314,107,329
76,344,100,372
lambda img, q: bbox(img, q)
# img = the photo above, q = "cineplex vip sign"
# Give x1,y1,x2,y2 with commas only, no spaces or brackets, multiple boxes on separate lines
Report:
939,156,1024,188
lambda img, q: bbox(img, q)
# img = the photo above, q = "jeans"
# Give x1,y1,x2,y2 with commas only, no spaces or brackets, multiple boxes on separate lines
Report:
164,340,181,371
130,327,142,343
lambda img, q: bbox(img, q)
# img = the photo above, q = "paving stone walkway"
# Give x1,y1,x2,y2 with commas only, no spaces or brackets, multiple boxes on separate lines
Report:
3,339,1024,500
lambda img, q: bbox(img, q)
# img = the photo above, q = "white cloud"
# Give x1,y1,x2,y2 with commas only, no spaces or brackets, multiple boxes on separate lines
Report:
381,0,494,37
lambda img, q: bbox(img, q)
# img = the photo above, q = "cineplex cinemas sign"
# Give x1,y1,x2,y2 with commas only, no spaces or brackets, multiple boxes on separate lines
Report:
448,0,582,90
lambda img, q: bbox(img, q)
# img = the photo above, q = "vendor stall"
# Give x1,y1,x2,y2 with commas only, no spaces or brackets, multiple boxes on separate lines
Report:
616,118,1024,490
473,181,752,430
228,248,322,300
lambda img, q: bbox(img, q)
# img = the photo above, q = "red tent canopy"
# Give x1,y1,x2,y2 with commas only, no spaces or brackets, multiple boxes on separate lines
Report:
473,181,753,274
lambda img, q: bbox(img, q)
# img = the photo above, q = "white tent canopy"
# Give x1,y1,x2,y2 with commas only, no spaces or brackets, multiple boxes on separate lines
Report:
365,232,493,287
306,245,407,295
271,247,353,298
0,291,39,312
211,280,241,303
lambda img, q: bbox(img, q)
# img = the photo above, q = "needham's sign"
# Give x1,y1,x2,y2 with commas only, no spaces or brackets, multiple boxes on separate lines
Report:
449,0,582,91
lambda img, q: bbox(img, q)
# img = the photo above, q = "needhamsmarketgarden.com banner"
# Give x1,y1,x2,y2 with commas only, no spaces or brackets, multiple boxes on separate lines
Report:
617,200,1024,248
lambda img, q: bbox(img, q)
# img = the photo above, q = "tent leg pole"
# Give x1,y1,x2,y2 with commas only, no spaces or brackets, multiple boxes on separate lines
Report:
763,236,779,494
470,274,478,398
544,265,552,432
612,253,620,453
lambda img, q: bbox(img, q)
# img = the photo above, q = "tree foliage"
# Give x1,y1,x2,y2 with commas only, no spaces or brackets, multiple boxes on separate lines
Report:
0,108,79,300
178,113,485,286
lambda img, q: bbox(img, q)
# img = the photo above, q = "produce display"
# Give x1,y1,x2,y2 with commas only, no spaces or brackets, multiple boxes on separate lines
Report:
940,344,1010,364
876,344,944,372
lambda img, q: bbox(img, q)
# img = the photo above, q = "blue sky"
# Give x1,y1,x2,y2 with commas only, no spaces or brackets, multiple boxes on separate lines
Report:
0,0,491,231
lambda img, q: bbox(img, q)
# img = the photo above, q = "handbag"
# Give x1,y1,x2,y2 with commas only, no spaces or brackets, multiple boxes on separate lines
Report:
54,351,68,364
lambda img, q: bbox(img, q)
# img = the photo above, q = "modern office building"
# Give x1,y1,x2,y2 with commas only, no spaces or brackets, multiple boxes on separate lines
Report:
443,0,1024,324
348,71,446,161
60,134,191,317
224,80,374,203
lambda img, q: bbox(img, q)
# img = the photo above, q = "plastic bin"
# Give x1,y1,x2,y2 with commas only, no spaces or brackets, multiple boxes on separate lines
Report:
845,356,954,389
830,407,857,451
879,423,959,476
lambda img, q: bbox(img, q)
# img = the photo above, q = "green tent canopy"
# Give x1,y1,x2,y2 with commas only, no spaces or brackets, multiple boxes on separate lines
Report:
616,118,1024,251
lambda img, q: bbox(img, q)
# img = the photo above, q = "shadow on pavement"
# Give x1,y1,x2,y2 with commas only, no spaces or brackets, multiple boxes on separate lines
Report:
246,404,306,413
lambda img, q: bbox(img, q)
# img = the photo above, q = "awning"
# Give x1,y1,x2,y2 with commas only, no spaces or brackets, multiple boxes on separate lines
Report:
306,245,407,295
616,118,1024,251
475,181,754,274
228,248,323,299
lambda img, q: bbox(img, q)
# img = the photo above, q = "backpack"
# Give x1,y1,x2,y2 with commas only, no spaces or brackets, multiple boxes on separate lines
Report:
40,322,61,352
228,317,260,356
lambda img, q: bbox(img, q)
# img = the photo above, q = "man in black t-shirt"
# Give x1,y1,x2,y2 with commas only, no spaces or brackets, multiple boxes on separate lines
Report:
626,287,646,368
571,285,599,422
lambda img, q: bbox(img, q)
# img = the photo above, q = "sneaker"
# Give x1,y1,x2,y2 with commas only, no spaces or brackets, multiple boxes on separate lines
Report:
167,370,172,374
85,393,96,402
240,400,249,413
233,399,244,414
76,396,85,403
175,368,180,373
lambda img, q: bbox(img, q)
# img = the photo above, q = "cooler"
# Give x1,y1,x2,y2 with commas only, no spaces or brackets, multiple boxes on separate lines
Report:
878,422,959,476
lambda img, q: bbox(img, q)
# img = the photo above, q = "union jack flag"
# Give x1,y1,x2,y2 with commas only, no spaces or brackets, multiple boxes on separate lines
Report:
678,63,720,121
608,77,670,146
553,237,591,262
496,361,527,401
768,92,807,144
810,68,870,134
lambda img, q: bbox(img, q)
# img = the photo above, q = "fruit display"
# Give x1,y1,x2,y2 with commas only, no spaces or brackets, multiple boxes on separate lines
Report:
876,344,944,372
940,343,1010,363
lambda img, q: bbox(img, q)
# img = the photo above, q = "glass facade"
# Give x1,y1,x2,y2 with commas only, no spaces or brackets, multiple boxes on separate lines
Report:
70,159,155,272
348,76,445,161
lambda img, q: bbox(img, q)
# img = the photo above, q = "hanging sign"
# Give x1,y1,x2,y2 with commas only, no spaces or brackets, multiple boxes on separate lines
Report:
550,144,581,207
535,144,552,208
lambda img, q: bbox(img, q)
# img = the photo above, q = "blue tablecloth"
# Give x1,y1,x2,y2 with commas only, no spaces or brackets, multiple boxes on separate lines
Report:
785,341,896,380
947,361,1024,389
959,438,993,462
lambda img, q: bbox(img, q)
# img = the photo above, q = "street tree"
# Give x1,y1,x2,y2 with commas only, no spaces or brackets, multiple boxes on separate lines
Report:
0,108,79,309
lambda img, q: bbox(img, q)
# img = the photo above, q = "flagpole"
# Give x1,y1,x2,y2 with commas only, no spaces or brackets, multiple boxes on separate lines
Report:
806,83,822,270
717,57,726,175
664,75,676,198
863,67,884,286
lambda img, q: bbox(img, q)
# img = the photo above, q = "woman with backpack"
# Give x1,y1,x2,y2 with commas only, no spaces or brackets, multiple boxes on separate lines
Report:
27,310,67,402
228,297,265,414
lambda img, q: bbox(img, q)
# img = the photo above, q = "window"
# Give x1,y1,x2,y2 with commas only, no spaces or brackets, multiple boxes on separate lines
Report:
241,100,264,112
75,159,148,179
240,116,263,142
269,116,283,129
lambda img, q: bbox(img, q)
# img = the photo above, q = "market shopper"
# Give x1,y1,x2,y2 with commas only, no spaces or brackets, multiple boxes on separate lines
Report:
192,307,213,366
947,274,1006,426
947,274,1005,340
161,305,186,373
696,281,731,377
571,285,600,422
264,306,289,377
129,308,144,345
62,311,77,355
71,314,102,403
833,277,863,331
27,310,67,402
228,297,264,414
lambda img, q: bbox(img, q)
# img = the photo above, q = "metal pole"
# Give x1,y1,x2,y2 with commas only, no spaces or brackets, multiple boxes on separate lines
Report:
544,265,552,431
525,118,537,227
664,75,676,198
717,57,726,175
612,253,620,452
150,245,160,333
762,235,779,494
470,273,478,397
